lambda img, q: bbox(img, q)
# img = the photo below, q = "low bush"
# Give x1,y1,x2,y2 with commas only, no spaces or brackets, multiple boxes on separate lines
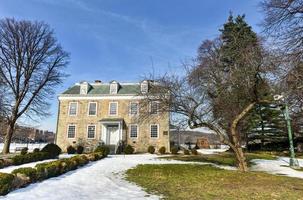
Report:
33,148,40,153
12,167,37,182
124,145,134,154
76,146,84,154
171,147,178,155
158,147,166,154
184,149,190,155
0,173,14,195
0,151,108,196
12,152,51,166
147,146,155,154
94,145,110,156
21,147,28,155
41,143,61,158
67,146,76,154
191,149,198,155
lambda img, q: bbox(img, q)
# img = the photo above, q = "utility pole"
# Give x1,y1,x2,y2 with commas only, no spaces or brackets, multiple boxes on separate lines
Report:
274,94,300,168
282,104,300,168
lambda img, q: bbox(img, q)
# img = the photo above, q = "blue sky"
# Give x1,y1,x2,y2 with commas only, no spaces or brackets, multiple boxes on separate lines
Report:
0,0,263,131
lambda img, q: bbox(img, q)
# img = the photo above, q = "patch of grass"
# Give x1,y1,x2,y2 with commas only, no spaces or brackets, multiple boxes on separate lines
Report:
161,152,276,167
126,164,303,200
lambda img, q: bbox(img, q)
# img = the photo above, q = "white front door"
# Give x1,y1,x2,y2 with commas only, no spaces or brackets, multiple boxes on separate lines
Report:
106,125,119,145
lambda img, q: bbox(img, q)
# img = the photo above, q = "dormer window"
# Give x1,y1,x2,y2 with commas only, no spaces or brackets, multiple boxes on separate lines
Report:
110,81,119,94
141,80,148,94
80,82,90,95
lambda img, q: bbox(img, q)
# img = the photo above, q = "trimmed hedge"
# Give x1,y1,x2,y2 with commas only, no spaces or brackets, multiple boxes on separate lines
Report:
171,147,178,155
21,147,28,155
147,146,155,154
124,145,134,154
158,147,166,154
12,152,51,166
0,151,107,196
0,173,14,195
41,143,61,158
76,146,84,154
12,167,37,182
94,145,110,156
67,146,76,154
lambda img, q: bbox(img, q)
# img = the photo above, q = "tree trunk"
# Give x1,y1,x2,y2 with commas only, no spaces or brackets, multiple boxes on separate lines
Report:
230,102,257,172
2,122,14,154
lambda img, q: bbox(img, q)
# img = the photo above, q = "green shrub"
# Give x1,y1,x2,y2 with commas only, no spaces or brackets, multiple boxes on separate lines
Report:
76,146,84,154
191,149,198,155
124,145,134,154
158,146,166,154
184,149,190,155
67,146,76,154
0,172,14,195
21,147,28,155
171,146,178,154
41,143,61,158
12,167,37,182
33,148,40,153
94,145,110,157
147,146,155,154
12,152,50,165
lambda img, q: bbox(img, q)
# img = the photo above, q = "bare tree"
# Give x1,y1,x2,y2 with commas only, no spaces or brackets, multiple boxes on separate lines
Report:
0,18,69,154
261,0,303,58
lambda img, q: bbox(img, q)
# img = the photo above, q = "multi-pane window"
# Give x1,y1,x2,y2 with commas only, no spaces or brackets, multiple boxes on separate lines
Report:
87,125,96,139
150,101,159,114
109,102,118,115
69,102,78,116
130,124,138,138
88,102,97,116
129,102,138,115
150,124,159,138
67,125,76,138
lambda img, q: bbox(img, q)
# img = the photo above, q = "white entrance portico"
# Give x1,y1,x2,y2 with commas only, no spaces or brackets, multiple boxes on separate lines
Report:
100,118,124,146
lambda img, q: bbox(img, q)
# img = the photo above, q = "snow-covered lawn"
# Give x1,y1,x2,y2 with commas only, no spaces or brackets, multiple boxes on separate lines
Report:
197,147,229,155
251,157,303,179
0,143,47,153
0,153,302,199
0,154,235,200
0,154,74,173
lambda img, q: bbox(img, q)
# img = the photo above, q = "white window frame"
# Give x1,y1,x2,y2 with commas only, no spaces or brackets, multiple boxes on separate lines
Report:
68,102,78,116
88,102,97,116
67,124,76,139
87,124,96,139
129,102,139,116
150,124,159,139
129,124,139,139
110,83,118,94
149,101,159,115
109,102,118,116
141,82,148,93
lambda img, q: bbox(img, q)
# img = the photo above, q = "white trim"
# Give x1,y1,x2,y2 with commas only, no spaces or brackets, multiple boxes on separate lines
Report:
67,124,76,139
108,102,118,116
88,102,98,116
129,101,139,116
59,96,145,100
150,124,159,139
87,124,96,139
129,124,139,139
68,102,78,116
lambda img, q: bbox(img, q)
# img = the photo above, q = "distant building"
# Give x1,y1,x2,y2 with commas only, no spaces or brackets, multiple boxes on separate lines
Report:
170,129,221,148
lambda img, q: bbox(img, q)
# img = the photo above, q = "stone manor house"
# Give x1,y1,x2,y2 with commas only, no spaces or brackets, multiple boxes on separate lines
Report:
55,80,170,153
